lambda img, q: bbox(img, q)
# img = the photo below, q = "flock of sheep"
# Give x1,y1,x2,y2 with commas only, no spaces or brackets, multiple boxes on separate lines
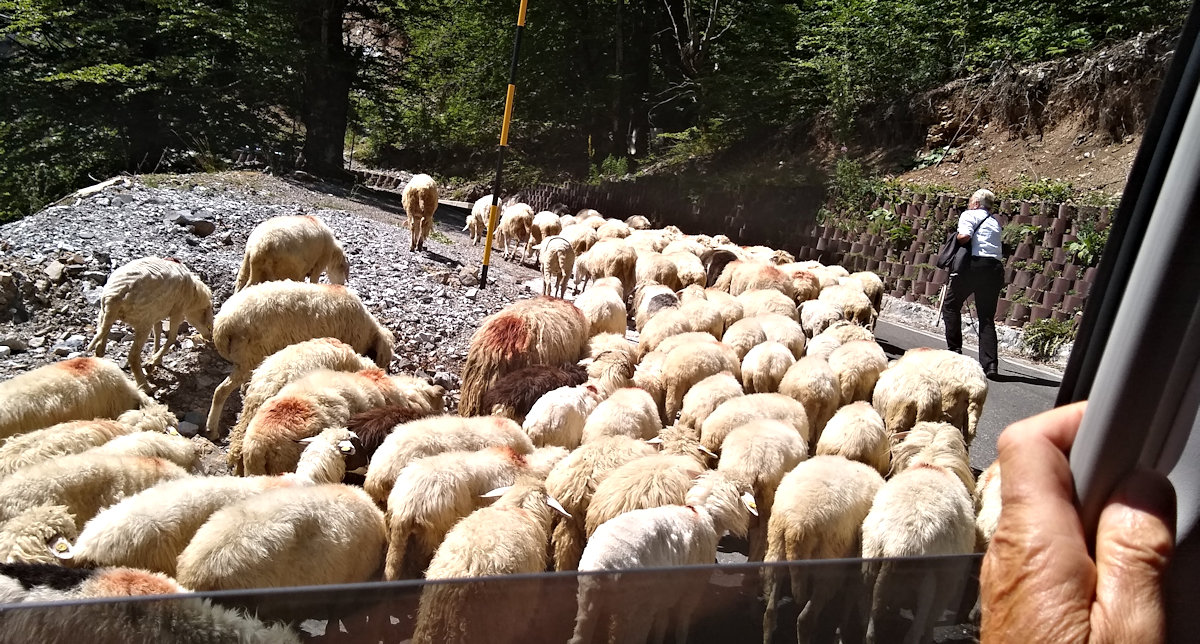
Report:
0,173,999,643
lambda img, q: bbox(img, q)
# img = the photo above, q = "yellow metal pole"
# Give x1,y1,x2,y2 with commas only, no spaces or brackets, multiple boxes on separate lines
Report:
480,0,530,287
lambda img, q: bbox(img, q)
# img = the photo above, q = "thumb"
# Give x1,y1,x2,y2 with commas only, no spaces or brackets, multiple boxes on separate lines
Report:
1091,468,1176,642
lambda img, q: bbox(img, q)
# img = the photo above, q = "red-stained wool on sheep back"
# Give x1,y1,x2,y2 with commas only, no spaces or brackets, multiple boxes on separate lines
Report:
482,316,531,361
357,368,390,385
90,569,179,596
58,357,96,376
498,446,528,467
260,398,317,428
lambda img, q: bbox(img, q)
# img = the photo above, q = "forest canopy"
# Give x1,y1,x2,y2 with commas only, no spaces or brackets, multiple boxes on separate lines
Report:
0,0,1189,219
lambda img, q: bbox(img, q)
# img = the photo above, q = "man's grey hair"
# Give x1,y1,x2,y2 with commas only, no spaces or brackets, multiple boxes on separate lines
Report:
970,189,995,211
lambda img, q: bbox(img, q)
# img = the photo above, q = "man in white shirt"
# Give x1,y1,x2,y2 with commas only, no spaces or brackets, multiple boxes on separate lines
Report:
943,188,1003,379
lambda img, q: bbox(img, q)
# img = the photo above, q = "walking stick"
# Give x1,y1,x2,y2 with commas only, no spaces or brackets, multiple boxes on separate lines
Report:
934,281,949,327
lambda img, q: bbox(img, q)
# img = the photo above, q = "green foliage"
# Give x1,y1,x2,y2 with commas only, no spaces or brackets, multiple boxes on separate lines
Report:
588,155,630,184
1067,220,1110,267
1002,175,1075,202
1022,317,1077,360
430,230,452,245
1002,223,1043,247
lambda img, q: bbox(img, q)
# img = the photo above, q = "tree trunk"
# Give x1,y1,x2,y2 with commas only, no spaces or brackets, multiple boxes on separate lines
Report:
297,0,353,179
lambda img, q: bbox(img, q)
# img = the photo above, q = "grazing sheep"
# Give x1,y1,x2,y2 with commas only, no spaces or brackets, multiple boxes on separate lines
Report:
483,363,588,423
776,264,822,303
576,208,603,221
583,453,707,540
596,219,632,240
573,278,626,336
0,505,78,565
205,281,396,439
740,341,796,394
804,320,875,361
827,339,888,404
227,337,376,474
0,563,302,643
662,237,707,258
625,215,651,229
693,287,745,332
570,471,755,644
0,454,188,532
818,284,876,329
403,173,440,252
538,235,576,298
662,341,743,424
384,446,546,579
465,196,492,245
974,461,1001,551
815,401,890,475
666,251,706,288
581,387,661,443
632,349,669,415
798,299,843,338
701,248,741,288
574,239,637,298
633,283,678,332
635,253,682,291
762,455,885,644
737,289,799,321
677,372,744,432
721,314,806,361
849,271,885,310
778,356,841,445
234,215,349,292
636,299,724,357
713,261,795,300
495,202,535,263
177,483,386,590
0,358,165,440
459,296,589,417
699,393,809,454
365,415,534,506
72,427,364,575
0,410,174,479
239,368,444,475
560,224,599,257
523,384,603,449
546,435,657,571
88,432,198,470
86,257,213,392
344,404,440,457
531,210,565,258
412,478,567,644
871,364,944,436
890,348,989,446
583,340,637,396
716,419,808,562
861,448,975,643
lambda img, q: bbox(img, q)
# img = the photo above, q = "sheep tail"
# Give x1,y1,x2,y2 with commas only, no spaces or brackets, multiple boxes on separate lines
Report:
552,517,586,572
966,396,984,448
226,415,250,474
384,514,414,581
234,252,251,292
117,399,178,434
242,440,268,476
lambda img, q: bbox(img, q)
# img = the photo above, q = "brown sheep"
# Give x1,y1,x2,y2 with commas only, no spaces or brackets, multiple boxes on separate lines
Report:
482,363,588,423
403,173,440,252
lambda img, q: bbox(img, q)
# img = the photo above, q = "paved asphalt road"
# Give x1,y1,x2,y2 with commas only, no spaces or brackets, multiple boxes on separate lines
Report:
872,320,1064,471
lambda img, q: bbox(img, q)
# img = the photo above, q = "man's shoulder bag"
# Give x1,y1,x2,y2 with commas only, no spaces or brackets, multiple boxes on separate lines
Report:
935,211,991,274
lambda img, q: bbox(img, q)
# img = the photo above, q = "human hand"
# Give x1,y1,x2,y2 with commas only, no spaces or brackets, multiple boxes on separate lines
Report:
981,401,1176,643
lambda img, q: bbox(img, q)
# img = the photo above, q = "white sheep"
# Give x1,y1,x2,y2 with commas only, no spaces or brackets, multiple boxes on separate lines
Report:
636,299,724,357
625,215,652,230
632,282,677,332
778,356,841,445
72,427,365,575
716,419,808,562
635,252,682,291
740,341,796,394
676,371,744,432
827,339,888,404
465,195,493,245
86,257,213,392
0,357,168,440
871,362,945,436
583,340,637,396
572,277,626,336
523,383,603,449
818,284,876,329
849,271,885,310
776,263,822,303
666,251,706,288
975,460,1001,551
384,446,547,579
721,314,806,361
737,288,799,321
0,505,78,565
574,239,637,298
583,449,709,541
226,337,376,474
804,320,875,361
403,173,440,252
815,401,890,475
538,235,576,298
761,455,885,644
234,215,349,292
560,223,599,257
530,210,565,260
713,261,796,300
496,202,535,263
569,471,755,644
699,393,810,454
364,415,534,506
596,219,632,240
662,341,742,424
890,348,989,446
581,387,662,443
87,431,198,470
0,453,189,532
177,482,386,590
239,368,444,475
861,423,975,644
204,280,396,439
798,299,843,338
545,435,658,571
0,409,175,479
412,478,567,644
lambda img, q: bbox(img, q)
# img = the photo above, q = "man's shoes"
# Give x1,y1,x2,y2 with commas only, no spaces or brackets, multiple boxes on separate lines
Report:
985,368,1000,381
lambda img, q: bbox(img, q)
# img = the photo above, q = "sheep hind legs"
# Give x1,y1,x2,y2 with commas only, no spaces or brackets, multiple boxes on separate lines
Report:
126,326,155,394
147,315,181,367
205,367,250,441
87,303,119,357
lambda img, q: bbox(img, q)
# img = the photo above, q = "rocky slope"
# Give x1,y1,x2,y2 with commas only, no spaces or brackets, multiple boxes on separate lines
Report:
0,171,542,445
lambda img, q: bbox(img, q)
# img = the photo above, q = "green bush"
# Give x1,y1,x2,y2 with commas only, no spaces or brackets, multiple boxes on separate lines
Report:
1067,219,1110,267
1002,175,1074,202
1022,317,1077,360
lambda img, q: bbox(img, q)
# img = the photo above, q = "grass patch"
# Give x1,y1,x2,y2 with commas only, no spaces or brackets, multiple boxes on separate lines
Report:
430,230,453,245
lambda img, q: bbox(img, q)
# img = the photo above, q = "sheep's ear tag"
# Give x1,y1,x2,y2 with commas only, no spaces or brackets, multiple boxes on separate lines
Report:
167,427,181,436
646,437,663,445
337,440,356,455
481,486,512,498
741,492,759,517
546,495,572,518
698,445,718,458
48,537,73,560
